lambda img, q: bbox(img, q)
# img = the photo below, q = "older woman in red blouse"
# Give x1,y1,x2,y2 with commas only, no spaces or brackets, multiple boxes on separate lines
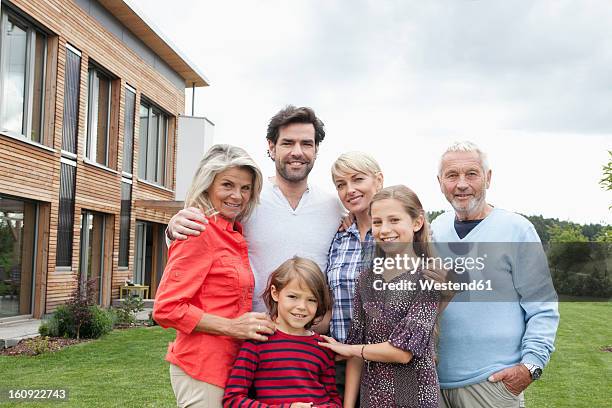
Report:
154,144,275,408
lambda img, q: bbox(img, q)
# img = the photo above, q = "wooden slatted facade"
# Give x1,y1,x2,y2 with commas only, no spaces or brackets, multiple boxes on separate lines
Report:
0,0,205,317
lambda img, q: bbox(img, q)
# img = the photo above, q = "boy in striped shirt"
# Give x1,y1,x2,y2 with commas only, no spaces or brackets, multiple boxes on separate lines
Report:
223,257,342,408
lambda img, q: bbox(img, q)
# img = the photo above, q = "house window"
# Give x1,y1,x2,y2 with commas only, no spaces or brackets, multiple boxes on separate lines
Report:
122,86,136,174
118,180,132,267
86,65,112,166
57,161,76,267
138,102,168,185
0,7,46,143
62,45,81,154
138,100,169,185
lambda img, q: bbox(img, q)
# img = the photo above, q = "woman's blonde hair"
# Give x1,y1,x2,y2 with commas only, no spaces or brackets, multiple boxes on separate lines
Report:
263,256,332,329
370,185,435,259
331,151,382,183
184,144,263,221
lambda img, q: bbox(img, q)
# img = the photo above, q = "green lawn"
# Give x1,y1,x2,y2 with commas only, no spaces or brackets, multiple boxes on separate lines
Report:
525,302,612,407
0,302,610,407
0,327,177,407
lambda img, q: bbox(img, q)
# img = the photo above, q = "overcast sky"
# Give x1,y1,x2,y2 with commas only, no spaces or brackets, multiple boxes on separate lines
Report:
131,0,610,225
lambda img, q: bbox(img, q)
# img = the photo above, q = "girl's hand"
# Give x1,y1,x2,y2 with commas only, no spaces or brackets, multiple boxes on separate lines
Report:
318,335,358,358
290,403,312,408
227,312,275,341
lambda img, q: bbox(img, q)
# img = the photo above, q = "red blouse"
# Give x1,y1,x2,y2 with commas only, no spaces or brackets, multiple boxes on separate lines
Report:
153,215,254,387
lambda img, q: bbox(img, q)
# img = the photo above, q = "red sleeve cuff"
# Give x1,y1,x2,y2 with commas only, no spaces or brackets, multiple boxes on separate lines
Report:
176,305,205,334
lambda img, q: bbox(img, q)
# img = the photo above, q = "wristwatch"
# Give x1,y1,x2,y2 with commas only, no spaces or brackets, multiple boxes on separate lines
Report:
523,363,542,380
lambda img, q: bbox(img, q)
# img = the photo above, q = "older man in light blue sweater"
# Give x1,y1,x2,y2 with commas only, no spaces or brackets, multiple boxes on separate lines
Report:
431,141,559,408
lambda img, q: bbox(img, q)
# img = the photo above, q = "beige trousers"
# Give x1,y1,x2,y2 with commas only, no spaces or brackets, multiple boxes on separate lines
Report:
439,380,525,408
169,364,224,408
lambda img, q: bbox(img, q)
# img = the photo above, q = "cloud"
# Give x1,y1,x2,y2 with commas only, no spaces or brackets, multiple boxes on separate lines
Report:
131,0,612,223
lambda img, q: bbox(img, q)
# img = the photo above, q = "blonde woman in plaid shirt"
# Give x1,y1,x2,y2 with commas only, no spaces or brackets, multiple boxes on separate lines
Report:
325,151,384,396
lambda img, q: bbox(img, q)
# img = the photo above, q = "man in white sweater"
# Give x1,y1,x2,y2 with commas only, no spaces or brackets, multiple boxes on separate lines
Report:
432,141,559,408
166,105,344,317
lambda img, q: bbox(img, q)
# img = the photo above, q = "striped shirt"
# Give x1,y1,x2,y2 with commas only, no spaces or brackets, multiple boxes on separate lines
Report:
325,222,374,343
223,330,341,408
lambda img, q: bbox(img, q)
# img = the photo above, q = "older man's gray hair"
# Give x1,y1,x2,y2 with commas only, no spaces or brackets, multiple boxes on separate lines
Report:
438,141,490,176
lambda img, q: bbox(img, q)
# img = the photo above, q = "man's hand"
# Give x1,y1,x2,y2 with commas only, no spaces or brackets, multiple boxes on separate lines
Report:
488,364,532,395
290,403,312,408
168,207,207,240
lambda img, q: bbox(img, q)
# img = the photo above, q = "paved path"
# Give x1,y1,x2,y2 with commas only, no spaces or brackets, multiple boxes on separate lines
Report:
0,318,41,348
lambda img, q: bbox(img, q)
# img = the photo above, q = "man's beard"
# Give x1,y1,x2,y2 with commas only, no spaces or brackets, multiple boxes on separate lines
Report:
276,159,314,182
451,193,485,217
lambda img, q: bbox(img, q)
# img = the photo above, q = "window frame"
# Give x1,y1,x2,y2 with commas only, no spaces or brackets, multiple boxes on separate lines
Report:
118,178,132,267
56,157,77,267
138,98,170,187
61,43,82,156
0,5,47,143
122,84,136,175
85,64,113,167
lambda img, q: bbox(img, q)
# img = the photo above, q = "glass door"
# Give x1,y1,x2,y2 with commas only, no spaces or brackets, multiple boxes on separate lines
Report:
0,196,36,318
79,211,105,304
133,221,167,298
134,221,146,285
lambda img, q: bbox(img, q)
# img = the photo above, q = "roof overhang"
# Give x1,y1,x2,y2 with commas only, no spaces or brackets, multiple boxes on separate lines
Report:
97,0,210,87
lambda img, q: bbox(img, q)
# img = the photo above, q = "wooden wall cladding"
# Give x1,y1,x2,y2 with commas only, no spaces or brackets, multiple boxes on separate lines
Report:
1,0,189,315
0,139,58,202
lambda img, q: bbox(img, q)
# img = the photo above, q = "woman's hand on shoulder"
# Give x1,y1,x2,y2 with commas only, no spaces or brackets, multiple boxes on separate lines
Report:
227,312,276,341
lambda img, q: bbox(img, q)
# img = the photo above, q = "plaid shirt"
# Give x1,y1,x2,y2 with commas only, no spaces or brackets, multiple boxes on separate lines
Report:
325,222,374,343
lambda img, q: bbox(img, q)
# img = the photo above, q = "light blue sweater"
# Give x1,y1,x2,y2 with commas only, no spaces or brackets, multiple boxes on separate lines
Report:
431,208,559,389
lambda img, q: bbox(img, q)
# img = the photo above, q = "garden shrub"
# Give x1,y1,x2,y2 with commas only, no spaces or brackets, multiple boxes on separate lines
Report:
38,316,60,337
112,295,144,326
40,279,115,339
25,337,50,355
38,321,49,337
79,306,114,338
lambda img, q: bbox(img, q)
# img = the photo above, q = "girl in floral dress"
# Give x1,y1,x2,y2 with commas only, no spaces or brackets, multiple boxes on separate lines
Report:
320,185,441,408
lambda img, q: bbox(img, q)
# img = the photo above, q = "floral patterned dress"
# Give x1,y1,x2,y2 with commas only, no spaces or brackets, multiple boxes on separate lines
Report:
346,267,440,408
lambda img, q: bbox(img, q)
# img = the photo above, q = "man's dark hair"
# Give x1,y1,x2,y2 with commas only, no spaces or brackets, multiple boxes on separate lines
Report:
266,105,325,145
